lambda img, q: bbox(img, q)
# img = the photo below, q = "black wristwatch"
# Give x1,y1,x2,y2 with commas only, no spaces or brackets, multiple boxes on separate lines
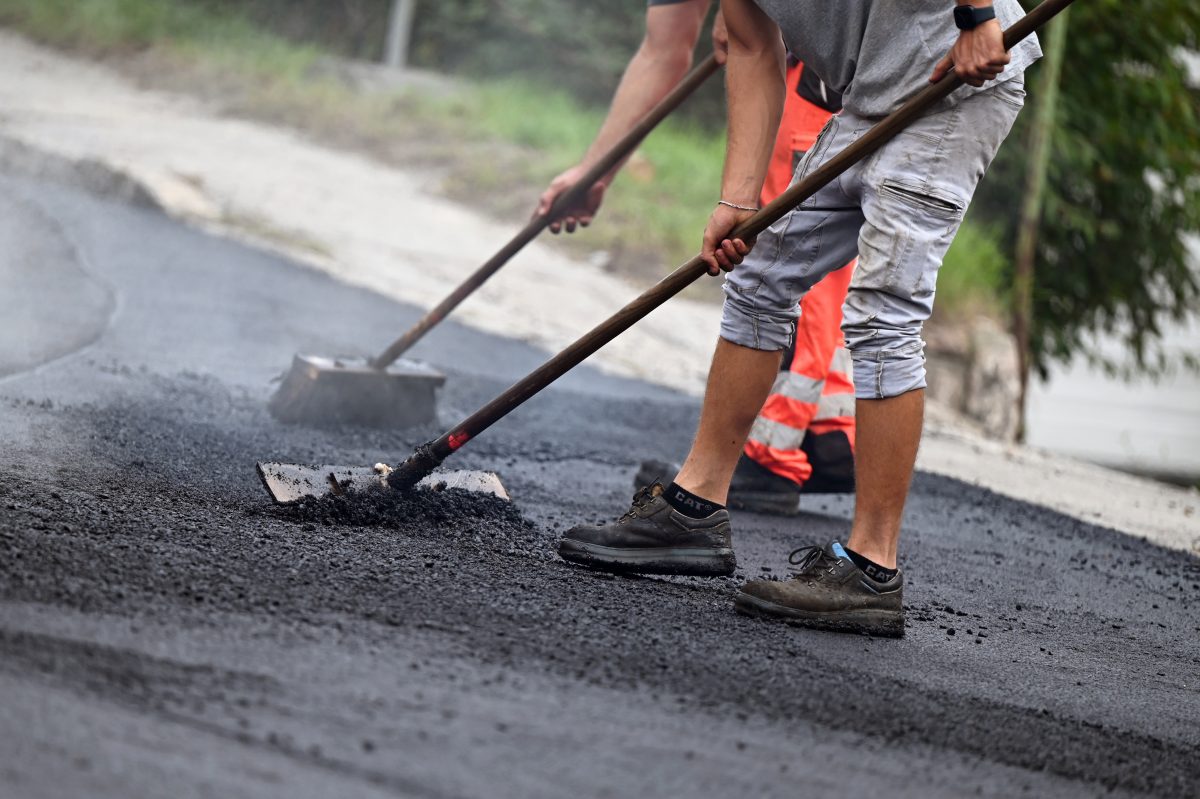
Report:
953,4,997,30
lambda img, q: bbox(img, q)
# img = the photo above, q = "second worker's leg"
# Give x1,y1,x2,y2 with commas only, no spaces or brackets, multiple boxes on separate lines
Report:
734,381,918,637
847,389,924,569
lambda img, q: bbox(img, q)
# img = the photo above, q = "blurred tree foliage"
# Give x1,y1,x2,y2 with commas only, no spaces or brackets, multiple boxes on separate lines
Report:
973,0,1200,375
199,0,727,121
200,0,388,59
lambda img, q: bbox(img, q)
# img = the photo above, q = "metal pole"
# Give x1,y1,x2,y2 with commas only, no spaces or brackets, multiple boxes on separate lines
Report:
384,0,416,69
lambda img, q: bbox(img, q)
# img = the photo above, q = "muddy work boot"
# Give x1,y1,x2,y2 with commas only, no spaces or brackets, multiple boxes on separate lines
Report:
735,542,904,637
558,484,736,576
634,455,802,516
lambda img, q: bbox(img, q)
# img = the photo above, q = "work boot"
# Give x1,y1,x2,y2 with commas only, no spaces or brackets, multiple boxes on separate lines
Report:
798,430,856,495
633,455,802,516
735,542,904,637
558,484,736,576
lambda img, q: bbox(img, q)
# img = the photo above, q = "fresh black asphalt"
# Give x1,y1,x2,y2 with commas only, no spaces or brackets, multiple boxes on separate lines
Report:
1,173,1197,798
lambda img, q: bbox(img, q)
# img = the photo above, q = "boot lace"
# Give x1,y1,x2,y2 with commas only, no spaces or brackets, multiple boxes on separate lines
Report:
788,545,840,576
619,484,659,522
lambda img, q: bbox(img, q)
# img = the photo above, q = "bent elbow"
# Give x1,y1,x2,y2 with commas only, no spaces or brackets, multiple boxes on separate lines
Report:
638,36,696,78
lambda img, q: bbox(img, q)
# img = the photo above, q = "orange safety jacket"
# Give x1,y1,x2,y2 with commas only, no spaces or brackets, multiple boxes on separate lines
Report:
743,60,857,489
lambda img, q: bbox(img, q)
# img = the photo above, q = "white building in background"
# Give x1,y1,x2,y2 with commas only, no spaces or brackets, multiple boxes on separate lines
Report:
1026,241,1200,484
1026,321,1200,484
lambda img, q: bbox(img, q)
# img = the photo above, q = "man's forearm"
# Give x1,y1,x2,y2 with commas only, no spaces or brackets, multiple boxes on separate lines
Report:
582,49,692,171
720,1,785,206
579,4,709,177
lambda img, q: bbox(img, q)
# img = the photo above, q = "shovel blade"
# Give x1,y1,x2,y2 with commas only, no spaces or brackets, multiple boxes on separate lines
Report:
256,461,509,504
268,354,445,429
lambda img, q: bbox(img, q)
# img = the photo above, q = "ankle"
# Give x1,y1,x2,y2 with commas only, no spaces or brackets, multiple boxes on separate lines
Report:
672,469,729,506
845,533,897,570
843,545,898,583
663,482,725,519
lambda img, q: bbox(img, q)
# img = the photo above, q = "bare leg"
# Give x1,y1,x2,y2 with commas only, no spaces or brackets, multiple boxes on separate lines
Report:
846,389,924,569
674,338,783,504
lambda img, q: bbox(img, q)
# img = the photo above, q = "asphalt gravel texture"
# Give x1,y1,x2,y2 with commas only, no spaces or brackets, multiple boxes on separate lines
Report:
1,173,1198,798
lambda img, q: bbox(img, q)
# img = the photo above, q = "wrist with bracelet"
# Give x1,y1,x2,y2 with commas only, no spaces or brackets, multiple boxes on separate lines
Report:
718,199,760,213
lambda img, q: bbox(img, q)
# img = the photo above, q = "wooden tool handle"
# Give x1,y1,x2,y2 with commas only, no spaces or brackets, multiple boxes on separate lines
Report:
370,54,722,370
389,0,1075,489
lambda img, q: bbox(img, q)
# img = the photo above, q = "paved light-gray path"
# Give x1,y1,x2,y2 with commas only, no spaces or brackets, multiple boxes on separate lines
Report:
1,175,1198,798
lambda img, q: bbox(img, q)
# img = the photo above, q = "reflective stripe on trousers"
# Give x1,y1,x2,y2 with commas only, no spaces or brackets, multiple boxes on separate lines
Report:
747,357,857,452
765,352,855,408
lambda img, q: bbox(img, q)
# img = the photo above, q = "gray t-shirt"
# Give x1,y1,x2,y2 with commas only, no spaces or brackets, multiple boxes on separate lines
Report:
752,0,1042,117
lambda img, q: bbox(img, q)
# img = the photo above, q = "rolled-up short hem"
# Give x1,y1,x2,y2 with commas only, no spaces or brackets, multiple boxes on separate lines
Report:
719,299,794,352
849,342,927,399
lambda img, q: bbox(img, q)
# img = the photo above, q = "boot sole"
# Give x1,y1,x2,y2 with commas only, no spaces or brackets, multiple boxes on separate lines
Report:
558,539,736,577
734,591,905,638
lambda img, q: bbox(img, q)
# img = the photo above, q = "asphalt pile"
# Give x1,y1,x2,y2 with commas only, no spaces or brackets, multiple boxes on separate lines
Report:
276,485,528,530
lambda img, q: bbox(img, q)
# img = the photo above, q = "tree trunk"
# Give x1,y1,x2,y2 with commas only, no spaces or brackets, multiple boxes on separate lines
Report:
1012,6,1069,442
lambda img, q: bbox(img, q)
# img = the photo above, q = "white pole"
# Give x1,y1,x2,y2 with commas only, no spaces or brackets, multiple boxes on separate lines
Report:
384,0,416,69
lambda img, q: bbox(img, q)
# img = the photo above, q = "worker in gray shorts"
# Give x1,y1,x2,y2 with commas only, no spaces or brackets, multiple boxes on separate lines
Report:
559,0,1041,637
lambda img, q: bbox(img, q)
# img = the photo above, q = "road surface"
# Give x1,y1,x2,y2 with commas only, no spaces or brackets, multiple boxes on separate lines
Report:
1,174,1197,798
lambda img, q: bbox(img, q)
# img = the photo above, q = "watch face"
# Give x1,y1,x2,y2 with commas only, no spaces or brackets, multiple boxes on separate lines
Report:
954,5,975,29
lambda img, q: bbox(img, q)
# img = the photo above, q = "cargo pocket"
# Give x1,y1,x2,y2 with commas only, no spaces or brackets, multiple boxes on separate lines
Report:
878,180,964,220
872,180,965,298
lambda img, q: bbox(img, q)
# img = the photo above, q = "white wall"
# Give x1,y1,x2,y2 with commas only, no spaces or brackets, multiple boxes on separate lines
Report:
1026,242,1200,482
1026,322,1200,482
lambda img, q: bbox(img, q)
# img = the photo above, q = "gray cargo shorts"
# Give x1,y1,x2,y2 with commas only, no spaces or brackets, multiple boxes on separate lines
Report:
720,78,1025,399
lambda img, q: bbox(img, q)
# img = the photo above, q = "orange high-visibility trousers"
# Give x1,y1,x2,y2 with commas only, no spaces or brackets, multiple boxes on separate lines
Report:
743,61,856,489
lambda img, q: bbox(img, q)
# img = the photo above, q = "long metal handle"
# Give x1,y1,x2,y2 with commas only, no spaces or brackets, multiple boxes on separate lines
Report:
389,0,1074,488
370,54,723,369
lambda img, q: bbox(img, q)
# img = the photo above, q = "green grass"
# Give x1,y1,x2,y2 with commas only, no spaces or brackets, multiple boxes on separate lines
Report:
0,0,321,76
0,0,204,49
0,0,1008,313
939,217,1011,314
413,78,726,270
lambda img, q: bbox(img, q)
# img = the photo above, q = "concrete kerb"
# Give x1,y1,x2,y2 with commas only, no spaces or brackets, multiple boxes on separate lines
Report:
0,133,163,213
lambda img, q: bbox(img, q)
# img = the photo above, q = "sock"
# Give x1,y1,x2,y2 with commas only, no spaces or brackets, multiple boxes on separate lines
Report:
664,482,725,519
844,545,898,583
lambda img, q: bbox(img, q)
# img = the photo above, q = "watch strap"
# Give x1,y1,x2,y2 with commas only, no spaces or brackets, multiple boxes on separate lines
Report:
954,4,997,30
